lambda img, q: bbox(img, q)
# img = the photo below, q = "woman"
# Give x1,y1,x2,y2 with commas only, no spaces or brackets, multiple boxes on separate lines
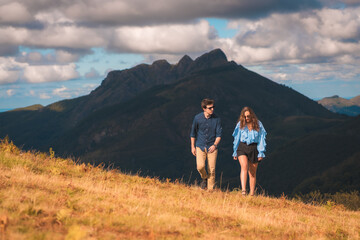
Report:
232,107,267,196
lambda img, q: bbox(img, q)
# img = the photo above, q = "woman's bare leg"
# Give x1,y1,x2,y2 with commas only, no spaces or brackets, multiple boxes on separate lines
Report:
238,155,249,193
248,162,258,196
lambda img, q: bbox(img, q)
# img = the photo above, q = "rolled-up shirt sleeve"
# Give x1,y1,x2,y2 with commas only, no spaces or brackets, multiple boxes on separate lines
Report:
257,121,267,158
232,122,240,157
190,117,198,138
216,118,222,138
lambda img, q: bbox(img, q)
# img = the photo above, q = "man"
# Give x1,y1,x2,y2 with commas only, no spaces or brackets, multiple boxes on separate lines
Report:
190,98,222,190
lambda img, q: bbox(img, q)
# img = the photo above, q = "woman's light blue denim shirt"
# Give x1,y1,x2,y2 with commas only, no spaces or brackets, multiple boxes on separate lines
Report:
232,120,267,158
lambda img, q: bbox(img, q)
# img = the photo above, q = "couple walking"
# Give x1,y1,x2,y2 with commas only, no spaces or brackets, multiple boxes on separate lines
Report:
190,98,267,195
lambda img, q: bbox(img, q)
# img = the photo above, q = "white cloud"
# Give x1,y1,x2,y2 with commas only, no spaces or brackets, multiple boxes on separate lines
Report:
6,89,15,96
0,26,29,46
0,57,23,84
1,2,358,65
222,7,360,65
39,93,51,99
26,24,105,49
110,20,217,53
83,83,99,89
23,63,79,83
52,86,72,98
2,54,81,85
17,50,81,65
0,1,324,56
314,8,360,40
0,67,19,84
0,23,104,54
26,87,78,100
251,61,360,84
34,9,73,26
56,50,80,63
5,0,320,27
1,18,219,59
0,2,33,24
84,67,101,79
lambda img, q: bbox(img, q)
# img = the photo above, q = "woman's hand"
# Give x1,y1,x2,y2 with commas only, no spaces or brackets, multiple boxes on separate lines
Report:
233,156,238,160
258,157,263,161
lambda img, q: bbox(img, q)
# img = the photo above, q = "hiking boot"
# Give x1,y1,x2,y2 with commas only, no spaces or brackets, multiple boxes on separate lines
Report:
200,179,207,190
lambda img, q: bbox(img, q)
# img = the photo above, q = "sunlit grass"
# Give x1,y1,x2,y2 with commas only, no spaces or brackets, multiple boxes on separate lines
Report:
0,137,359,239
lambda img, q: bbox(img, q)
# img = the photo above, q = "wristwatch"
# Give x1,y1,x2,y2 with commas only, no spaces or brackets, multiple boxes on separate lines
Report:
213,144,217,149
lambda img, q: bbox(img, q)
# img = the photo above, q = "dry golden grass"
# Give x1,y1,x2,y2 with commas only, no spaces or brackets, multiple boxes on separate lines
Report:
0,138,359,240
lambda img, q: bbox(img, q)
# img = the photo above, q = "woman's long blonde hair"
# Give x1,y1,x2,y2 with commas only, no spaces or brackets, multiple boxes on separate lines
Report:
237,106,260,131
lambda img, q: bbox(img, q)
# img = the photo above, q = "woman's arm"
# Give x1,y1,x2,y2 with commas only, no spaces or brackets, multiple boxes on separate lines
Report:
232,122,241,157
257,121,267,158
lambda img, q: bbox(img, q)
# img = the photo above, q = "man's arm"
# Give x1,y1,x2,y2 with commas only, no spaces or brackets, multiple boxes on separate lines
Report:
209,118,222,153
209,137,221,153
191,137,196,156
214,137,221,147
190,117,198,156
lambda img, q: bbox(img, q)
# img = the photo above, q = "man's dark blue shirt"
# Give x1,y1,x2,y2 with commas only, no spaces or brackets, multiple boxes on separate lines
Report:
190,112,222,151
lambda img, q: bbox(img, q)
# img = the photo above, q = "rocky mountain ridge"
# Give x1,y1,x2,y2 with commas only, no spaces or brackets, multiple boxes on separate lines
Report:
318,95,360,116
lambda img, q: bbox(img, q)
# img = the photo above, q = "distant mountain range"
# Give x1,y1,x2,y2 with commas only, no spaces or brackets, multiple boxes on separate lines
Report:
318,95,360,116
1,49,359,196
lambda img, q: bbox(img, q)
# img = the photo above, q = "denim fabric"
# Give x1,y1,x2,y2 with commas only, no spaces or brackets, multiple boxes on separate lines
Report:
190,112,222,151
232,120,267,158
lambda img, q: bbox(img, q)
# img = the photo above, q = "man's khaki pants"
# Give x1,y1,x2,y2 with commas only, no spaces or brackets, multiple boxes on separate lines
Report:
196,147,218,190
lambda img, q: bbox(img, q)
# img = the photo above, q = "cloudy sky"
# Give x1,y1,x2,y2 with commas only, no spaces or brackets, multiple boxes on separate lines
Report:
1,0,360,110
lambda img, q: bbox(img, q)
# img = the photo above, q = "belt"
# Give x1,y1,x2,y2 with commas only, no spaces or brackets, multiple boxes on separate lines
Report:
240,141,257,146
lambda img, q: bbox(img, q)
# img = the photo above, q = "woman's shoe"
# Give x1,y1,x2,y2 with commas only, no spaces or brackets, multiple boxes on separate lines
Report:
200,179,207,190
241,190,246,196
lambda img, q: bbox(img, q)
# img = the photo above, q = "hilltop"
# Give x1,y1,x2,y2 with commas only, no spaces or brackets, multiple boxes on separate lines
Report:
1,49,359,196
0,139,359,239
318,95,360,116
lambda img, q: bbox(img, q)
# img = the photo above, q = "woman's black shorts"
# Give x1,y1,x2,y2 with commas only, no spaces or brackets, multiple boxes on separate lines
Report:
237,142,259,164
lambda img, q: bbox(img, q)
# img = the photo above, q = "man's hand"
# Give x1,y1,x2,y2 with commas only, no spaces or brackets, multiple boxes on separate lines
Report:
208,145,216,153
258,157,263,162
191,146,196,156
233,156,237,160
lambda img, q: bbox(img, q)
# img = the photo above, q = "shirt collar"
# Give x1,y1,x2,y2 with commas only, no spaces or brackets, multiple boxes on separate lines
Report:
203,112,213,119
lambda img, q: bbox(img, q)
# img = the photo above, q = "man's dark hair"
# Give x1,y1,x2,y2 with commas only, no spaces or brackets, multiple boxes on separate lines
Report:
201,98,215,109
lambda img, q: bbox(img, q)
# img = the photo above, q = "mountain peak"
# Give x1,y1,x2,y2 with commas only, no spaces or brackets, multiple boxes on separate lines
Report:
195,48,227,63
175,55,193,74
191,49,229,70
152,59,171,68
178,55,193,65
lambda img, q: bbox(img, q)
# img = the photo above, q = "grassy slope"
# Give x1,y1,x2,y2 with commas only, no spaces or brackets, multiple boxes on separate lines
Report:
0,139,359,240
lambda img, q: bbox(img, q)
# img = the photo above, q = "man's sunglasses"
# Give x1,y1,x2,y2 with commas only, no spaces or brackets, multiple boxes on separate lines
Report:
206,106,215,110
